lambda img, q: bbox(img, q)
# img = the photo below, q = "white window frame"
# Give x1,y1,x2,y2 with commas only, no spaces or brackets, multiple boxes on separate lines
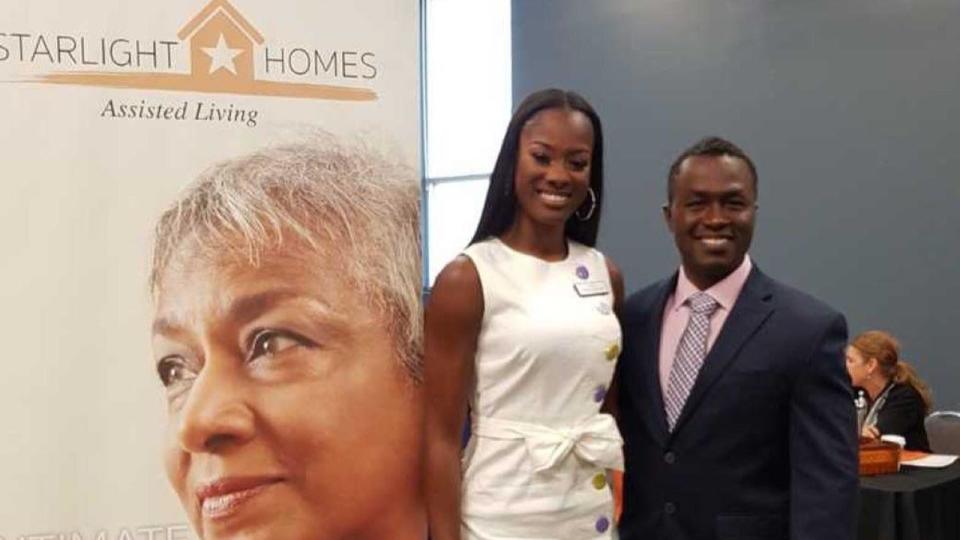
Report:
421,0,511,287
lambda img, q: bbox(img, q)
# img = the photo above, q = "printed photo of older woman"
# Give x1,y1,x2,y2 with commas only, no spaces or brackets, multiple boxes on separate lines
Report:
148,137,424,540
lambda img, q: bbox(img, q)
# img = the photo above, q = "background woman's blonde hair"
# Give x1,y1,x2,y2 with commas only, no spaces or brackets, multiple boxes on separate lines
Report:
150,136,423,382
851,330,932,414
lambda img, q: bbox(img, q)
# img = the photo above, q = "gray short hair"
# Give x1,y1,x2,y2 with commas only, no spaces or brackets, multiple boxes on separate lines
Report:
150,137,422,381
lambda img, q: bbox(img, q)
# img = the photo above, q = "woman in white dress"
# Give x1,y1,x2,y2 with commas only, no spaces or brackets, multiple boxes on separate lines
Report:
424,88,625,540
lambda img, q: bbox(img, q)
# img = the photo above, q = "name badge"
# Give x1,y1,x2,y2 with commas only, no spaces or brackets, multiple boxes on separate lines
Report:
574,281,609,297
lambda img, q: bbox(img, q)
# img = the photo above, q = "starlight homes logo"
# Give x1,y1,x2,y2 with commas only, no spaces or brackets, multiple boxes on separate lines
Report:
1,0,378,101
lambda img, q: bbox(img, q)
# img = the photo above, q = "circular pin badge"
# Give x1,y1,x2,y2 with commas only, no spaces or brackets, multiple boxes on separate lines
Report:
575,265,589,280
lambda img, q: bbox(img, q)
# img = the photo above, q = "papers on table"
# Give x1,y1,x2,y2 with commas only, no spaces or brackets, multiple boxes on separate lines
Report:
901,454,958,468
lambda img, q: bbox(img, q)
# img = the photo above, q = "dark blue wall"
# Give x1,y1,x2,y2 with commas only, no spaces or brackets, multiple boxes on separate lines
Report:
513,0,960,408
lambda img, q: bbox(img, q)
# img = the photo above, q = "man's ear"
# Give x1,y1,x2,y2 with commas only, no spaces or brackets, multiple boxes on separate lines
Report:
662,203,674,233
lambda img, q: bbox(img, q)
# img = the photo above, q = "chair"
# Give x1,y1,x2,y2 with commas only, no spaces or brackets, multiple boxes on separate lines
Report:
925,411,960,454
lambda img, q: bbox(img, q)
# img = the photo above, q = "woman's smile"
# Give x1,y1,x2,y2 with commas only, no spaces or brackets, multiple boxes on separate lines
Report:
196,475,286,520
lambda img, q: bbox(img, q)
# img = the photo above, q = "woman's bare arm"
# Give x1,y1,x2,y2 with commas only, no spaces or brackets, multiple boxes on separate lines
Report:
601,255,624,419
423,255,483,540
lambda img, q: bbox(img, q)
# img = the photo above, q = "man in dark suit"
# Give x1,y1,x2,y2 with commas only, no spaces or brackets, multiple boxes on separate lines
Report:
615,137,858,540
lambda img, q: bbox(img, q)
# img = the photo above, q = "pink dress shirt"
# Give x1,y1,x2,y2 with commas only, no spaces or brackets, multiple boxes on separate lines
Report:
658,256,753,398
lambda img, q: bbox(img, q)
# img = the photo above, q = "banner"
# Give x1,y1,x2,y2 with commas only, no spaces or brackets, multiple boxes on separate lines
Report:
0,1,421,538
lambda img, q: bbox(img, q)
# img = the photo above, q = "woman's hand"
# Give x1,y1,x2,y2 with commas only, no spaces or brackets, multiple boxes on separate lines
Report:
861,424,880,440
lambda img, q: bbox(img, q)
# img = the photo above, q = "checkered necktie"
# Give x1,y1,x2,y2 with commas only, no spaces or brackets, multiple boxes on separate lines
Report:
664,292,720,431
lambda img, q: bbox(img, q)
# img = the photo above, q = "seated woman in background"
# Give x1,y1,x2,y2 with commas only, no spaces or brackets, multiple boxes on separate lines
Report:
846,330,932,452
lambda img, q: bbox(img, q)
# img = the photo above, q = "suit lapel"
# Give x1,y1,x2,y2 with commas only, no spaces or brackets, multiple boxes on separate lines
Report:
637,276,675,444
669,268,775,436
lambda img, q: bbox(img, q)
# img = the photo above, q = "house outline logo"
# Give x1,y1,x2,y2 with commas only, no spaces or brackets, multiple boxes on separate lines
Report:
18,0,377,101
178,0,264,83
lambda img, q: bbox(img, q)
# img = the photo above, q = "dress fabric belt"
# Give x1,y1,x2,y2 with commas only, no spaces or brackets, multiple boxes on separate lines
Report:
472,414,624,472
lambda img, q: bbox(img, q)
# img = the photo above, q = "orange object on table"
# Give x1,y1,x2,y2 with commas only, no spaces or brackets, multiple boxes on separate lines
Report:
901,450,931,462
859,440,901,476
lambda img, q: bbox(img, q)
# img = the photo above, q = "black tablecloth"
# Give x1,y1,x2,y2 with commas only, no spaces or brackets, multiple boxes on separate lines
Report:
858,459,960,540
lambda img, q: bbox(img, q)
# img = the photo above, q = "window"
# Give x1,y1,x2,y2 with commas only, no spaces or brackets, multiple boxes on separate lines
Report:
423,0,511,285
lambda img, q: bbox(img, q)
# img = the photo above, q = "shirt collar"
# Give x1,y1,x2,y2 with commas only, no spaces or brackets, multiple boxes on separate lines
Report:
672,255,753,313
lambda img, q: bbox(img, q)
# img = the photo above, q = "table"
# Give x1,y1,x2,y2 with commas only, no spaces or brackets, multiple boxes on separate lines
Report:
858,459,960,540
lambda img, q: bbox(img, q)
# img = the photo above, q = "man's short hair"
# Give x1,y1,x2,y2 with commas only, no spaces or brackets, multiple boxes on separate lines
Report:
666,136,758,202
150,136,422,381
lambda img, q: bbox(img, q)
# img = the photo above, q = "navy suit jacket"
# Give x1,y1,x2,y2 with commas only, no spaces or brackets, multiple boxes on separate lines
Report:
616,267,858,540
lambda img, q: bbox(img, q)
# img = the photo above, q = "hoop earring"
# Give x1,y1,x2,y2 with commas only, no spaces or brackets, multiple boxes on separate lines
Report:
575,187,597,222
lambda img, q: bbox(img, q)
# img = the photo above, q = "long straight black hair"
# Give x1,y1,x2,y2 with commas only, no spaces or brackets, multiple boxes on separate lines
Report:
468,88,604,247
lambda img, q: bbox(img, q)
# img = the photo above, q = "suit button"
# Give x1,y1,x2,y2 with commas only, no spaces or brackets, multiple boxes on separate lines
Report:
595,516,610,533
591,472,607,490
604,343,620,361
593,385,607,403
664,451,676,464
664,502,676,514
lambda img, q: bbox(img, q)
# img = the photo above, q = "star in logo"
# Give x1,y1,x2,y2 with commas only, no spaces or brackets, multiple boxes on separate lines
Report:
202,34,243,75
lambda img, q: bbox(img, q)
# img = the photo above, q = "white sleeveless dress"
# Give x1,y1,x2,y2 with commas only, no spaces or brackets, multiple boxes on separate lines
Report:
460,237,624,540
